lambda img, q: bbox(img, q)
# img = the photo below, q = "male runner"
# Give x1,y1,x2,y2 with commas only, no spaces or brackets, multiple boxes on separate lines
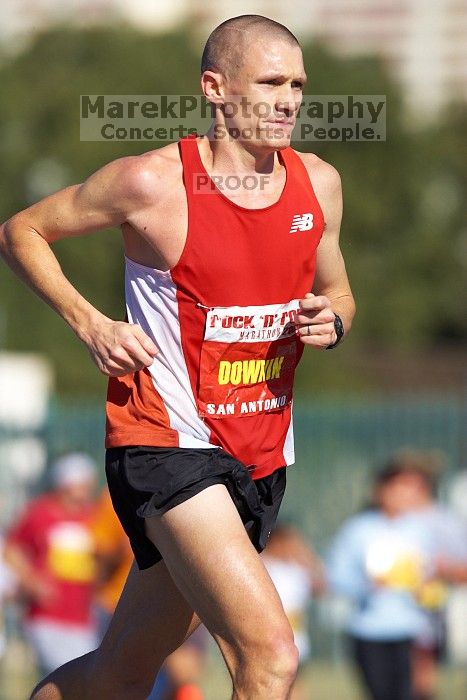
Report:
0,15,355,700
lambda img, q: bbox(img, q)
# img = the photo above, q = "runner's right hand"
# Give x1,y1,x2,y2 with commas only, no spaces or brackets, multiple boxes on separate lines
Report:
86,320,158,376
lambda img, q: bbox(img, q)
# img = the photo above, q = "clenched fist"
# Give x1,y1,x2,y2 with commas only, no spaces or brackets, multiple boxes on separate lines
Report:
86,320,158,376
295,292,337,349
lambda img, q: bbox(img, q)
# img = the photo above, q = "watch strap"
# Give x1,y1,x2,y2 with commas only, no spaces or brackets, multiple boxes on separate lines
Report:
326,313,344,349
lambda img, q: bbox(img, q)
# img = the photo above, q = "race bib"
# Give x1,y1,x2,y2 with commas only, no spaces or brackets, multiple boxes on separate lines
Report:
198,300,300,419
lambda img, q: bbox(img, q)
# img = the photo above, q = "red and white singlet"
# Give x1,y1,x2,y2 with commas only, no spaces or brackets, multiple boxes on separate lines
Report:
106,135,325,479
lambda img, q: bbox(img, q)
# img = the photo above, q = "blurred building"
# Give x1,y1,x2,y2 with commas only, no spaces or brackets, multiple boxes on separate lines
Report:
0,353,52,527
192,0,467,119
314,0,467,119
0,0,188,45
1,0,466,118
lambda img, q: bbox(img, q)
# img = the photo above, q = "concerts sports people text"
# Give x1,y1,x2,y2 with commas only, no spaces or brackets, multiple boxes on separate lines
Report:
0,15,355,700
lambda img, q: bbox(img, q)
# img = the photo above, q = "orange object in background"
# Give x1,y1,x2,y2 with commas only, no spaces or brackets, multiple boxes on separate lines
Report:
175,684,204,700
90,489,133,616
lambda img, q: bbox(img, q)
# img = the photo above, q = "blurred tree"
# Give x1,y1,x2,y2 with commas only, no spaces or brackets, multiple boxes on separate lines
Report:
0,27,465,395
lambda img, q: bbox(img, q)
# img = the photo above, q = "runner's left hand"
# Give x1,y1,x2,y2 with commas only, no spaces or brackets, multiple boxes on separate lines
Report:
295,292,336,349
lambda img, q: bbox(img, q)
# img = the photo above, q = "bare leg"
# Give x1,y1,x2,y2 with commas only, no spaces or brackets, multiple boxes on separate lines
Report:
145,484,299,700
32,483,298,700
30,559,200,700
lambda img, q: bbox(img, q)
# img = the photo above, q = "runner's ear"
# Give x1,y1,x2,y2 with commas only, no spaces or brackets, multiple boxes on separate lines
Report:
201,71,225,104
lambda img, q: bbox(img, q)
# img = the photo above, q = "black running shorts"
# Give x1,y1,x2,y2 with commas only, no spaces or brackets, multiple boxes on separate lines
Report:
105,446,287,570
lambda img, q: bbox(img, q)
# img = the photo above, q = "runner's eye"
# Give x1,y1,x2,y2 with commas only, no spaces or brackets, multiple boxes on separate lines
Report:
259,80,304,90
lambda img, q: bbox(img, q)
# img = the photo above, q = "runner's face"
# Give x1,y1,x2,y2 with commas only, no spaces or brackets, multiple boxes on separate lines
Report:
223,40,306,150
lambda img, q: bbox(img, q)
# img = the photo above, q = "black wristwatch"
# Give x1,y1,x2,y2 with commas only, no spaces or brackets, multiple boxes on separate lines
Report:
326,313,344,349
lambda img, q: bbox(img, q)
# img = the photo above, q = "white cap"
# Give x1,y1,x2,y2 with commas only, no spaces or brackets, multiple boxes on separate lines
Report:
50,452,96,488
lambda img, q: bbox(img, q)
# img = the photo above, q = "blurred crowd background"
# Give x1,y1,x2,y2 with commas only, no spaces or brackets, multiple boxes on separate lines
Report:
0,1,466,698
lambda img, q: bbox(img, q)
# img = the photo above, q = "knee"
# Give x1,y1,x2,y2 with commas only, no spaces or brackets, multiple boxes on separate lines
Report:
233,625,299,694
263,633,300,686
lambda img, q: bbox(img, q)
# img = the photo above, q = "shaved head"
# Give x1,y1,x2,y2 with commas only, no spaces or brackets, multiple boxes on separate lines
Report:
201,15,300,80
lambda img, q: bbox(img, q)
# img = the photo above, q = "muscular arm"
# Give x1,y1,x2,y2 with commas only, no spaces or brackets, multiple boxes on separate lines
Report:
0,158,158,375
296,155,356,348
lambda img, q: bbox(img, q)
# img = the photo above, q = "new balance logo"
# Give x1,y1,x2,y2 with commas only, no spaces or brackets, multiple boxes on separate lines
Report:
289,213,314,233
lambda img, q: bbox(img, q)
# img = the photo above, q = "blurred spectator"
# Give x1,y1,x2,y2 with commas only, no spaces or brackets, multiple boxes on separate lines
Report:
395,454,467,700
327,450,467,700
262,523,325,700
4,452,98,678
443,469,467,665
90,488,206,700
446,469,467,522
0,532,17,662
439,468,467,586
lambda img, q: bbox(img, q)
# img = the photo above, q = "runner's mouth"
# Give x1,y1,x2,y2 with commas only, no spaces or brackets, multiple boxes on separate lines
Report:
266,121,295,128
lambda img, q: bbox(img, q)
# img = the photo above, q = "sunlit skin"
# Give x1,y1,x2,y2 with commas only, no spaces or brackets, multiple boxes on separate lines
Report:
0,22,355,700
203,39,307,159
0,37,354,375
199,40,353,347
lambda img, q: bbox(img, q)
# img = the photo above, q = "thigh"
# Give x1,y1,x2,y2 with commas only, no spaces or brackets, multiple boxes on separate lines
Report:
144,483,293,662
